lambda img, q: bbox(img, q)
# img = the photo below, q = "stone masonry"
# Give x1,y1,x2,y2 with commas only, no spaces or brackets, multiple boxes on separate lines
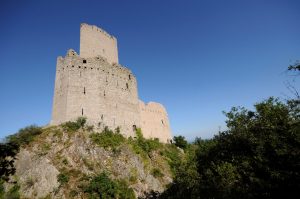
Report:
51,23,172,143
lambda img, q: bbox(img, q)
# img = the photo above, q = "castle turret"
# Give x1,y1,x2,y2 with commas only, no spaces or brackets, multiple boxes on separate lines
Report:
80,23,118,65
51,23,172,143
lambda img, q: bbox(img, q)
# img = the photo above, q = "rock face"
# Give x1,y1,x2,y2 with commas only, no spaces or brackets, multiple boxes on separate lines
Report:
12,126,174,198
15,150,60,198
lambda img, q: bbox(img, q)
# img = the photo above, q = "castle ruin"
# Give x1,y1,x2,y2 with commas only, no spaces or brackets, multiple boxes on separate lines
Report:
51,23,172,143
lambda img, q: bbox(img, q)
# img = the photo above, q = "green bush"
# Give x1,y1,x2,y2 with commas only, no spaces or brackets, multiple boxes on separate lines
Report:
129,128,162,155
173,135,188,150
62,117,87,132
162,144,182,174
161,98,300,199
7,125,42,146
0,179,4,198
151,168,164,178
5,184,20,199
57,173,69,185
83,172,135,199
90,128,125,150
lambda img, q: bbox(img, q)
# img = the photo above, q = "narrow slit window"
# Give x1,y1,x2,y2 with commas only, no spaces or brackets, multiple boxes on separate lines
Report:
104,91,106,97
82,108,84,116
126,83,129,89
161,120,164,125
129,75,131,80
101,114,104,120
133,125,137,131
83,87,86,94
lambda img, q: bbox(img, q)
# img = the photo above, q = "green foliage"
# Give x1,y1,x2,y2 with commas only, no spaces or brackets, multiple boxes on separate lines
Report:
62,117,87,131
69,190,78,197
5,184,20,199
173,135,188,150
129,128,162,156
57,173,69,185
83,172,135,199
90,128,125,150
0,142,19,182
161,144,182,175
7,125,42,147
161,97,300,199
0,179,4,198
151,168,164,178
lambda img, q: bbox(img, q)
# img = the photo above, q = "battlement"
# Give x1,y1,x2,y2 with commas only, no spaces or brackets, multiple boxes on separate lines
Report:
81,23,116,40
51,23,172,143
80,23,119,64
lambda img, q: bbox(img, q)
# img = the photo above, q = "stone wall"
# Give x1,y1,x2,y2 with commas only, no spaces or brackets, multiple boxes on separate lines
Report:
139,101,172,143
80,23,118,65
51,49,140,137
51,23,172,143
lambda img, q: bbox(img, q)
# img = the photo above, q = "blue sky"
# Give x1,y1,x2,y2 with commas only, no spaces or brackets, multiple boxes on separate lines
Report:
0,0,299,140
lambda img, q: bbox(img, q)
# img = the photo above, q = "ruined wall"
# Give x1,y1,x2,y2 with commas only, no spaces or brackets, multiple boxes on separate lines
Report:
139,101,172,143
80,23,118,65
51,49,140,137
51,23,172,143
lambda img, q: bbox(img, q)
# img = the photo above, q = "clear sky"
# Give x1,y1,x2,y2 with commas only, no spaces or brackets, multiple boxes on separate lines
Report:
0,0,299,141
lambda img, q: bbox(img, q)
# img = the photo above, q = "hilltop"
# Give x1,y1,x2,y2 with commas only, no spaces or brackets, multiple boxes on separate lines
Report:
0,118,182,199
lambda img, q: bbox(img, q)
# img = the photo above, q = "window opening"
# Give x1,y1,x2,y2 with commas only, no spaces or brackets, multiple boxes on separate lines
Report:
133,125,137,131
83,60,87,64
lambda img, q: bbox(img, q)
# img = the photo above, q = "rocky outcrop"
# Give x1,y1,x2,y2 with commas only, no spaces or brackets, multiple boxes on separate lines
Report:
11,126,174,198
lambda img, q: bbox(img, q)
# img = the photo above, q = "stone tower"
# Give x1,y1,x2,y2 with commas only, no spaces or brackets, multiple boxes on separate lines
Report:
51,23,172,142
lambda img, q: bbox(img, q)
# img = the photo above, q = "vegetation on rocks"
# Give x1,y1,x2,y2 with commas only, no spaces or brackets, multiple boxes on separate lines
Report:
1,67,298,198
82,172,135,199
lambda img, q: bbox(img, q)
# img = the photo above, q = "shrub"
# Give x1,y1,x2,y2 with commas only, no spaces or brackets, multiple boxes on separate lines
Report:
7,125,42,146
129,128,162,155
90,128,125,150
0,142,19,182
57,173,69,185
173,135,188,150
162,144,182,174
62,117,87,132
5,184,20,199
151,168,164,178
83,172,135,199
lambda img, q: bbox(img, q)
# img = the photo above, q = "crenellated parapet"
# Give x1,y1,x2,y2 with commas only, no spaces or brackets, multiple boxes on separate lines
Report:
51,23,172,143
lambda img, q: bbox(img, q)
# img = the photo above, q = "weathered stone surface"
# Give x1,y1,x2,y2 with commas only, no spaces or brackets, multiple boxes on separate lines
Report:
51,23,172,143
15,149,60,199
12,129,173,198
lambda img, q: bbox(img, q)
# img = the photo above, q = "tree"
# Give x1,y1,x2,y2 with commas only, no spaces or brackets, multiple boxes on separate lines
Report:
0,142,19,182
161,97,300,199
173,136,188,150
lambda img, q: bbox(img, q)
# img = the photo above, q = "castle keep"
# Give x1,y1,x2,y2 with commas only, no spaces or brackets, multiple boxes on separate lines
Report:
51,23,172,143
